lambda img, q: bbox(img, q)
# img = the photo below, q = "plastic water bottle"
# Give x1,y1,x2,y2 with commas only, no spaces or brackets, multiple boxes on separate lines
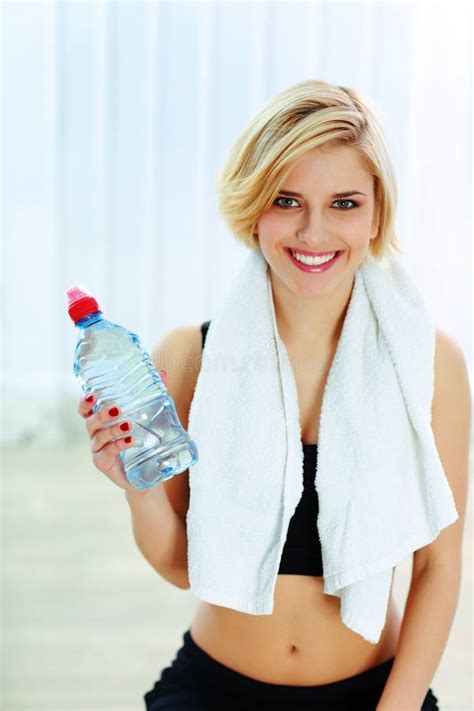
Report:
66,284,199,491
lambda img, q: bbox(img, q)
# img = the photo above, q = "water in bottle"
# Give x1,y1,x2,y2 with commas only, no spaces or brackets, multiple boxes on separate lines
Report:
66,284,199,490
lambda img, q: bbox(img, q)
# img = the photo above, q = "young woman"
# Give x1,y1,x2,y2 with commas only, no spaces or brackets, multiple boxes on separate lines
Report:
79,80,470,710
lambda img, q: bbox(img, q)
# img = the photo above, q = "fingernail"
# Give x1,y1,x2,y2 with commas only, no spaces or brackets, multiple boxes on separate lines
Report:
85,394,94,403
108,407,119,417
120,422,130,432
124,436,132,444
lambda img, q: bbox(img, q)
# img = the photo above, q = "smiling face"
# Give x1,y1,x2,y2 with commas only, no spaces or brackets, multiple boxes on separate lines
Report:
255,144,379,300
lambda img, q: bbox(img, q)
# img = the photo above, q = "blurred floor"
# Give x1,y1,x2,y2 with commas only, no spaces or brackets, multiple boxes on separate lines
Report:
2,441,472,710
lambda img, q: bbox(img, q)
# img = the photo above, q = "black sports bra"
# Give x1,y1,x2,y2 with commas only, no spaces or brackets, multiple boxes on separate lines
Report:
200,320,323,577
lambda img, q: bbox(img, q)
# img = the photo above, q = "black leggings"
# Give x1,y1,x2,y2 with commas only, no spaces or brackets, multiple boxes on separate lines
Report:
143,628,440,710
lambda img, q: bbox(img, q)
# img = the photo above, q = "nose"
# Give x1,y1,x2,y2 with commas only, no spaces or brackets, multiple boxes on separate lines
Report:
296,210,330,249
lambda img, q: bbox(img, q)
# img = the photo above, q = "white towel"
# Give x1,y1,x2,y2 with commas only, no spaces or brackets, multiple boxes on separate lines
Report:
186,247,459,644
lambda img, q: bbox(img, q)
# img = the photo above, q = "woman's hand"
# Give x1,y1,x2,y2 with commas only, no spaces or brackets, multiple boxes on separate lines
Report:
77,370,168,494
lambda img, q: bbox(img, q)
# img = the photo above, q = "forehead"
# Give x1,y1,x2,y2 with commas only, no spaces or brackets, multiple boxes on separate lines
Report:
284,145,372,191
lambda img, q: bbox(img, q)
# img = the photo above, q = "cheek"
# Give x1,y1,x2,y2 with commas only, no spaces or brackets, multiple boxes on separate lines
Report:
257,217,288,252
340,213,374,241
258,211,284,234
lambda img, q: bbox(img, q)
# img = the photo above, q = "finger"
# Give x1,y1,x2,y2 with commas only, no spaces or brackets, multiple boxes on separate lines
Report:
78,392,96,418
91,435,134,478
86,403,123,439
90,418,133,454
159,369,167,387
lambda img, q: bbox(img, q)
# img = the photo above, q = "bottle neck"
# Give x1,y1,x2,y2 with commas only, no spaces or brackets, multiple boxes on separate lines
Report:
76,311,103,328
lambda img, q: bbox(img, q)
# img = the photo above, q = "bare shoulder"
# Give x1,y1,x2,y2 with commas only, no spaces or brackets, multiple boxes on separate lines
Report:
150,323,204,520
151,324,203,423
412,327,472,576
434,327,469,377
432,327,471,426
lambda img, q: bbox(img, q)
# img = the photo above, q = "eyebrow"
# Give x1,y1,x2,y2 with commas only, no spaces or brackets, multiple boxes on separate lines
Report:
278,190,367,198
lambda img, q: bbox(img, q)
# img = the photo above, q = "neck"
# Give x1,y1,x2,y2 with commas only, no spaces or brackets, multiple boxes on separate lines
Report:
270,269,355,353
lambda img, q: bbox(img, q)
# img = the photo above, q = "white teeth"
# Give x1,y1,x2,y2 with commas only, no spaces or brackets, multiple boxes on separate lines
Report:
291,249,337,266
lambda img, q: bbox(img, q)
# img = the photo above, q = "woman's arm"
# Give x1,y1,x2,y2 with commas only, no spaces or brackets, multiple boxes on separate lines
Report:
376,328,471,710
123,324,203,590
376,565,460,710
125,485,189,590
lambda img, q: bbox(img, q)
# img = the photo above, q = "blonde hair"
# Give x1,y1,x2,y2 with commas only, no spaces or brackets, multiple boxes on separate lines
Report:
216,79,403,263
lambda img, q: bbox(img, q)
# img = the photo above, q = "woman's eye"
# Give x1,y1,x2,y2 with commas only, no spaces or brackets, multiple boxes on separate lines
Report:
333,199,358,210
274,197,300,209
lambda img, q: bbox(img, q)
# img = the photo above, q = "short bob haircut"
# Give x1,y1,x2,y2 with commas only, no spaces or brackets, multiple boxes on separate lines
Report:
216,79,403,263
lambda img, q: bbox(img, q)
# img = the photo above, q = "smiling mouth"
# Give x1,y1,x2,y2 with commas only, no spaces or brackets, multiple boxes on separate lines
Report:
285,247,344,272
286,247,341,257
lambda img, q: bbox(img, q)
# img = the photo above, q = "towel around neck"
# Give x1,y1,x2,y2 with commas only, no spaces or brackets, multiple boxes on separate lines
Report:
186,247,459,644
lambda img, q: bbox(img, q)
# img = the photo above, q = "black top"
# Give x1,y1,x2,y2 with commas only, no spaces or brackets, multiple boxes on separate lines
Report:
200,320,323,577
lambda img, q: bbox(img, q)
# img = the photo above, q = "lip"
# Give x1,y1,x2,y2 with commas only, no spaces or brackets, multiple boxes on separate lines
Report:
285,247,344,273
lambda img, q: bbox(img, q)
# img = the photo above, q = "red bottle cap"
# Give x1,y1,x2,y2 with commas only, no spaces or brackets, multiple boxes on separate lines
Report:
66,284,102,325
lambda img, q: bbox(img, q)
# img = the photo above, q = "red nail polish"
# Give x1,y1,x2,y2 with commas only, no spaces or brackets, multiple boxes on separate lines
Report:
109,407,119,417
120,422,130,432
124,436,132,444
85,394,94,403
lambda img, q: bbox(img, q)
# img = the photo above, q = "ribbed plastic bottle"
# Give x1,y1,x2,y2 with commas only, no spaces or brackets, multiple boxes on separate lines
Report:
66,284,199,490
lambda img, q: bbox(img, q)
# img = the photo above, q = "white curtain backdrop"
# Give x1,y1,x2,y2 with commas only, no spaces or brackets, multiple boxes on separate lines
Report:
2,0,472,445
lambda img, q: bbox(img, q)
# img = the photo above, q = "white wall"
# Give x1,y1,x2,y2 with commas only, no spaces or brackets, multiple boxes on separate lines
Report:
2,1,472,444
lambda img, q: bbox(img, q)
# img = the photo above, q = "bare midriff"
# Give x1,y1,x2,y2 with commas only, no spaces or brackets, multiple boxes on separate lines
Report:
190,574,401,685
